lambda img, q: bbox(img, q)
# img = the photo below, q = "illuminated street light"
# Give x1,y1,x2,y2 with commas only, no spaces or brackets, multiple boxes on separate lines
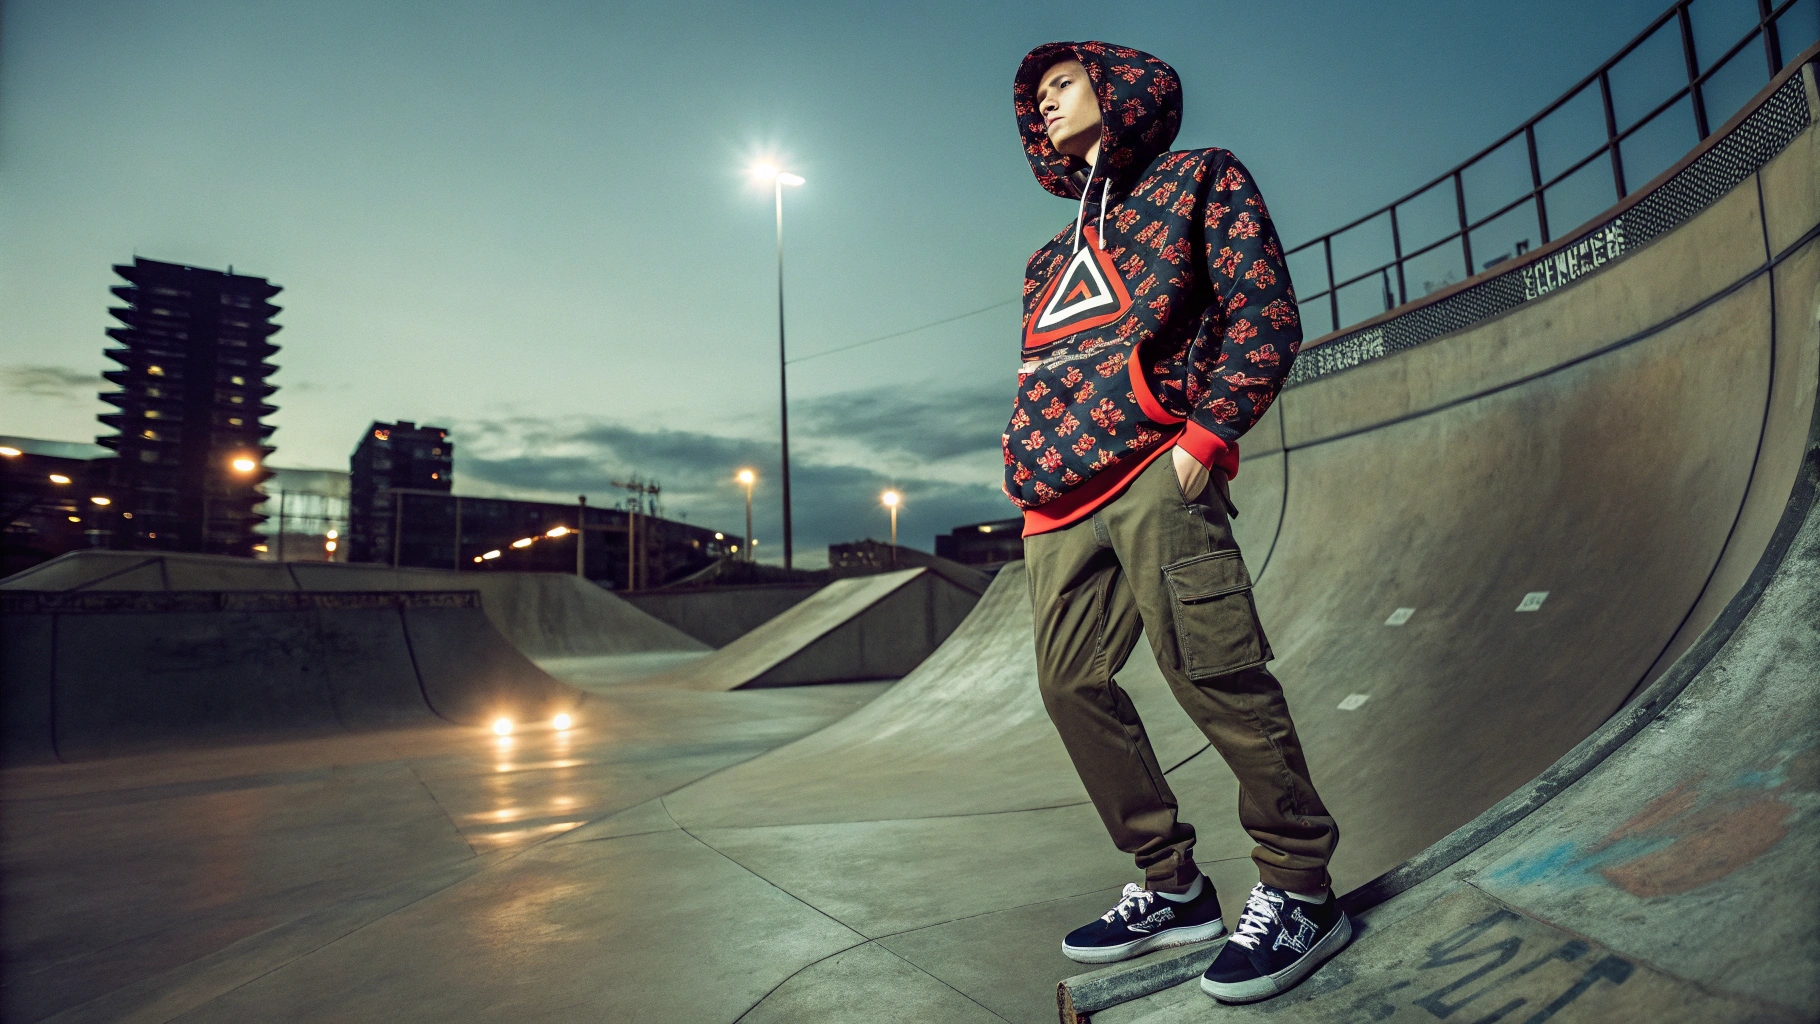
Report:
481,549,501,560
90,496,111,506
546,526,570,538
511,537,534,549
0,446,21,457
230,457,257,473
48,474,70,484
746,165,805,568
735,468,757,563
881,490,902,566
492,717,513,736
552,713,573,730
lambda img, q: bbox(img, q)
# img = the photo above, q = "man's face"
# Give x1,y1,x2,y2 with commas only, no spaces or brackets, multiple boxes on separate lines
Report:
1037,58,1102,161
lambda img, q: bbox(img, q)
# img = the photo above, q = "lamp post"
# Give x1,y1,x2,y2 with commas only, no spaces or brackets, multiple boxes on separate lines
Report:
750,163,804,569
881,490,901,568
736,468,756,563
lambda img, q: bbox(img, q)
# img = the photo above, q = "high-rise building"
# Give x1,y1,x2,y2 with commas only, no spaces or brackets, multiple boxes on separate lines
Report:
98,258,280,555
347,421,452,565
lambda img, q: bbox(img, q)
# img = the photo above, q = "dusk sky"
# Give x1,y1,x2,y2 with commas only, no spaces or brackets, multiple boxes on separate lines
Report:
3,0,1776,561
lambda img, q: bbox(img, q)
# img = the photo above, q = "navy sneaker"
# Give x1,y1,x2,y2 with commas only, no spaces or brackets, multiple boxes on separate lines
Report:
1062,880,1227,964
1200,883,1351,1002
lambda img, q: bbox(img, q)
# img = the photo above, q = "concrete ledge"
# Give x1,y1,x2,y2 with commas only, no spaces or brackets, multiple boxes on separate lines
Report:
1056,940,1224,1024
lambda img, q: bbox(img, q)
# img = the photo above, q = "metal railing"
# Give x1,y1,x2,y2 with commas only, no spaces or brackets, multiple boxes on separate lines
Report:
1290,0,1810,337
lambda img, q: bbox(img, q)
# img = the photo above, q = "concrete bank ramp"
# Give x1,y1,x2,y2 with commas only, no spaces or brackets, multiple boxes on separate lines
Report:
640,566,985,691
646,58,1820,1020
0,553,705,659
0,589,585,762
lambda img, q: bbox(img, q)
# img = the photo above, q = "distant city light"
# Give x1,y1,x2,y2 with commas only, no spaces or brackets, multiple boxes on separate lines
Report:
90,496,111,506
0,446,20,457
552,713,573,730
714,532,724,540
492,717,513,736
326,529,338,540
325,540,338,553
48,474,70,484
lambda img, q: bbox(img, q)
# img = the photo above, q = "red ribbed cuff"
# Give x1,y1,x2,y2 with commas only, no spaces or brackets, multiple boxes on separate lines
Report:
1180,420,1240,479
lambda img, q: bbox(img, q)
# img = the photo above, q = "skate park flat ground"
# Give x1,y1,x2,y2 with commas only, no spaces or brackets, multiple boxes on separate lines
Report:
2,44,1816,1024
0,682,887,1024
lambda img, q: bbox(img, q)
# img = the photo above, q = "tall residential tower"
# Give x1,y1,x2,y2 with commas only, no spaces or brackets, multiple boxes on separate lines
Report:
98,258,280,555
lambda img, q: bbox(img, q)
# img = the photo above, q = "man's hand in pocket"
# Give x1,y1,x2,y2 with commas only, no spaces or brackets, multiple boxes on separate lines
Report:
1172,445,1210,502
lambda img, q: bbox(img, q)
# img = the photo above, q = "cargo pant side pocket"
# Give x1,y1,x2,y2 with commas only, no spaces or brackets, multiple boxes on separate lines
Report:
1162,550,1270,680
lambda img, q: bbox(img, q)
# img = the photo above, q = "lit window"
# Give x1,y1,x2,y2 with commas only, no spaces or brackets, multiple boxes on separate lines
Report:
432,448,441,455
139,451,158,463
230,375,245,385
228,417,244,426
142,429,158,440
145,410,161,419
430,472,439,480
230,395,244,404
148,365,164,376
375,429,390,440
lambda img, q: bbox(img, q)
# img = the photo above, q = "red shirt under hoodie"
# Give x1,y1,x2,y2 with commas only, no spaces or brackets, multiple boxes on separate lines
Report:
1005,42,1303,535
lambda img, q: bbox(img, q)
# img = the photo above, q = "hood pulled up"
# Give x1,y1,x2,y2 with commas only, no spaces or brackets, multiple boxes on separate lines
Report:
1013,41,1183,200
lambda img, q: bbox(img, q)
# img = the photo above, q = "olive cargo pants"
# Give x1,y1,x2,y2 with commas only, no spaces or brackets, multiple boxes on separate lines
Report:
1025,454,1338,894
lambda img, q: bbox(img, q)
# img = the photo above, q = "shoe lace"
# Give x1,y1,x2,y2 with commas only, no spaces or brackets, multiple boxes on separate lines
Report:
1228,886,1280,950
1101,882,1158,923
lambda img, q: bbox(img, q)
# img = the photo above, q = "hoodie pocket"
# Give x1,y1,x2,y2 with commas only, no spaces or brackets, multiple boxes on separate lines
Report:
1163,550,1270,679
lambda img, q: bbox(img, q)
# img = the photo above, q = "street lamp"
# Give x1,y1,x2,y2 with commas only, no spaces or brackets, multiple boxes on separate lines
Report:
749,162,804,569
881,490,901,568
736,468,756,563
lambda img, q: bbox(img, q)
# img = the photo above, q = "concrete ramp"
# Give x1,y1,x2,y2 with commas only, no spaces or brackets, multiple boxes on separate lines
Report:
641,567,984,690
652,56,1820,1020
0,554,706,659
0,590,584,762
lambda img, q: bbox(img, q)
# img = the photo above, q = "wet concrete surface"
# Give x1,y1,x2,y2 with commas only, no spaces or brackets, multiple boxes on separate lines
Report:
0,683,886,1023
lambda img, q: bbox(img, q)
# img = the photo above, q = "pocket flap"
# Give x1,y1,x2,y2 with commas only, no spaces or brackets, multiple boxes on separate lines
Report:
1163,551,1253,603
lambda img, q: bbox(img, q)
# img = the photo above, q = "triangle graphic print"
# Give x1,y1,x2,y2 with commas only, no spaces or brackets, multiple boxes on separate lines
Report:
1025,227,1133,350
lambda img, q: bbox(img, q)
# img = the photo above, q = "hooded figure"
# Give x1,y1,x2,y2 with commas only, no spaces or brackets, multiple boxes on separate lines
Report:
1011,43,1347,1004
1004,41,1302,534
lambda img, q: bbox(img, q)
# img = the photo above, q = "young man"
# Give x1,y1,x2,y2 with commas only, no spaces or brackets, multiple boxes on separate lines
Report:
1006,42,1349,1003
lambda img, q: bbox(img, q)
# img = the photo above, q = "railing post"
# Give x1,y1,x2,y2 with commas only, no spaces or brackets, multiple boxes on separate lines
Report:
1758,0,1784,75
1598,69,1628,200
1322,236,1340,332
1389,206,1408,304
1524,123,1551,244
1453,171,1474,278
1677,3,1710,139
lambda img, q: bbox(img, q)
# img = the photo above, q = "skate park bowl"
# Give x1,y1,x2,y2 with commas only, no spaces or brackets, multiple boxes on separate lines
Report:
2,32,1817,1024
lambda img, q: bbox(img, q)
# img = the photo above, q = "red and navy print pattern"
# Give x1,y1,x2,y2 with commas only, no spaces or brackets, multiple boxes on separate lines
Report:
1003,41,1302,510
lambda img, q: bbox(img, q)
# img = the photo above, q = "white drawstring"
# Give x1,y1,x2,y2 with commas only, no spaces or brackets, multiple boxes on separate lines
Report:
1072,163,1112,252
1072,159,1098,254
1097,179,1109,249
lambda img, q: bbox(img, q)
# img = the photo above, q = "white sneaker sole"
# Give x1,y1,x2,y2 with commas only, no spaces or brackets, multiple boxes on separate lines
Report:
1200,911,1353,1003
1062,919,1229,964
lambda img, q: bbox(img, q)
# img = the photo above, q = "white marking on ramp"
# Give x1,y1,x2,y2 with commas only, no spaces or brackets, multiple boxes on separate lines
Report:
1337,694,1371,711
1384,607,1415,626
1515,591,1549,612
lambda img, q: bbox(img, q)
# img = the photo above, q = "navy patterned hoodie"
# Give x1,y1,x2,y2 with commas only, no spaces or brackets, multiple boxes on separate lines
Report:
1004,41,1302,531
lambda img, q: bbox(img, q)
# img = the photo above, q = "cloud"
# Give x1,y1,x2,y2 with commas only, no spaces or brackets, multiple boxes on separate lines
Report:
0,365,102,403
796,380,1008,464
451,412,1015,558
